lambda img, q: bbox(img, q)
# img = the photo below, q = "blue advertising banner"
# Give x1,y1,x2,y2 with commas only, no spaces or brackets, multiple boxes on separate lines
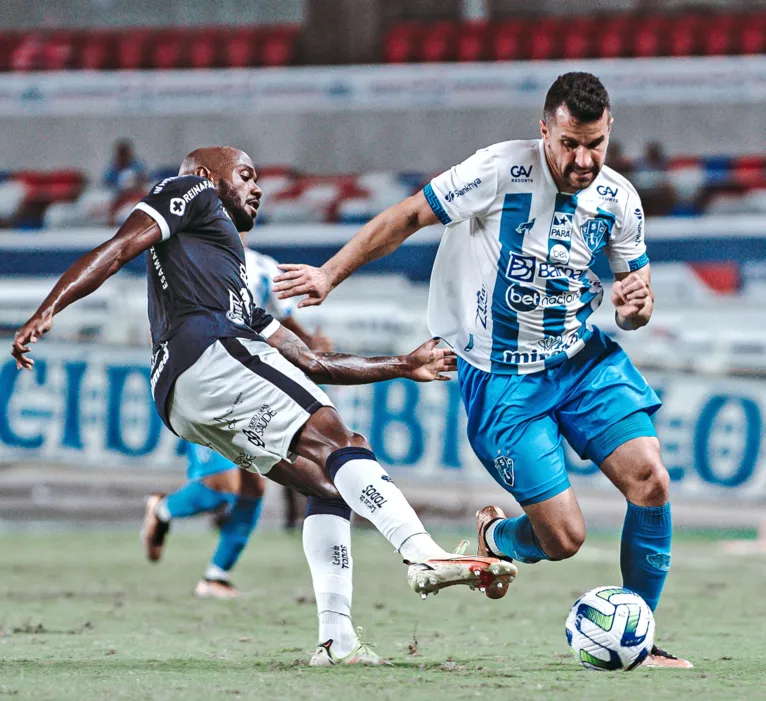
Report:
1,343,764,498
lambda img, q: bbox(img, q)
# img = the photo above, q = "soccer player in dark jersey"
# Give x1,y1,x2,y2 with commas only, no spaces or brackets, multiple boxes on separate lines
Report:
12,146,515,666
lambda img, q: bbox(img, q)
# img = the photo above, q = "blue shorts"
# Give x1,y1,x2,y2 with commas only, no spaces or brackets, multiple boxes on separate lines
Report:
185,441,237,481
458,328,661,506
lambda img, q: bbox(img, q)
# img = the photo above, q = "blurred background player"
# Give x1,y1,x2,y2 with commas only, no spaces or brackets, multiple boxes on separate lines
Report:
142,229,335,599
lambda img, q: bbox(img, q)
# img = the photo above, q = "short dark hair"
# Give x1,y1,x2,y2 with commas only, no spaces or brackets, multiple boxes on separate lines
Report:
543,72,610,124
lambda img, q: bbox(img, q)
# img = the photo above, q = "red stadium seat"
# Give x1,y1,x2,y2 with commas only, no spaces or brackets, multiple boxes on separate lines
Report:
701,14,736,56
731,156,766,188
493,21,526,62
10,33,45,71
457,22,489,62
117,30,150,70
42,32,77,71
666,14,702,57
79,33,115,70
261,27,299,67
151,32,185,70
528,18,562,61
224,28,260,68
738,14,766,55
419,21,457,63
631,15,665,57
384,22,421,63
594,16,629,59
189,32,220,69
561,17,594,60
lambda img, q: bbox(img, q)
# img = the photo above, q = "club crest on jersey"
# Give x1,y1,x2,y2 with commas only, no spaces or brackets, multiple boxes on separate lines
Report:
494,455,514,487
582,218,609,252
515,218,535,235
549,212,573,241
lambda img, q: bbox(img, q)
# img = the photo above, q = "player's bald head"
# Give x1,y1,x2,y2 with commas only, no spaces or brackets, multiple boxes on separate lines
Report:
178,146,254,179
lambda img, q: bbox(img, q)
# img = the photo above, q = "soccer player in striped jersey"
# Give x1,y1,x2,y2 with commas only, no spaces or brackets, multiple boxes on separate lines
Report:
274,72,691,668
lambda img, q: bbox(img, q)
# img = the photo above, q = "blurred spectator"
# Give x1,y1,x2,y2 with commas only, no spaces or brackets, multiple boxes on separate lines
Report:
103,140,148,225
103,140,147,194
606,141,633,177
632,142,676,216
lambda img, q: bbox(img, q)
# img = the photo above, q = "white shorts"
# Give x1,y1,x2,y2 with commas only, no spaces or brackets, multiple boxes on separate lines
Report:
167,336,334,474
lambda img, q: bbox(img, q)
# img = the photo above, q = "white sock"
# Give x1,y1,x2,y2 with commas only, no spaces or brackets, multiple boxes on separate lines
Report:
204,564,229,582
303,514,358,658
331,457,450,562
154,498,171,523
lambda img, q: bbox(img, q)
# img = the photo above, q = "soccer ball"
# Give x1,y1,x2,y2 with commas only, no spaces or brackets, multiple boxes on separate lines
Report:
565,586,655,671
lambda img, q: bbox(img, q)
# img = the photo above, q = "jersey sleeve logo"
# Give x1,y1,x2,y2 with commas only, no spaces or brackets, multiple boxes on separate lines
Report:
170,198,186,216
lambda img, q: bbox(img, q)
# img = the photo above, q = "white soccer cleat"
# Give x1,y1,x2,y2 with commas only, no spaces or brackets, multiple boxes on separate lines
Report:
194,578,240,599
407,555,517,598
309,629,390,666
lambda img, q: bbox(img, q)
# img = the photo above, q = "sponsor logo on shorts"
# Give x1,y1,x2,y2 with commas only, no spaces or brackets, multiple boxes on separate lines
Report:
360,484,387,513
505,285,583,313
332,545,350,569
550,212,573,241
233,452,258,470
149,342,170,397
502,332,581,365
494,455,514,487
242,404,278,449
213,393,244,431
444,178,481,203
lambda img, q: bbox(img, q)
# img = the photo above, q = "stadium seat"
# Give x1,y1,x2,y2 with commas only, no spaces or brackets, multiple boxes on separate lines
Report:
528,18,562,61
418,22,457,63
117,30,150,70
151,32,186,70
738,15,766,54
224,28,261,68
702,15,737,56
42,32,77,71
631,15,665,57
731,156,766,188
666,14,702,57
189,31,220,69
261,27,299,67
384,22,421,63
456,22,490,62
79,33,115,70
493,21,526,62
10,33,45,71
561,17,594,60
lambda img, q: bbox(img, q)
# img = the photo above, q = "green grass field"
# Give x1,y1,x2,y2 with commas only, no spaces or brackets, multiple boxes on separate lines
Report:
1,527,764,700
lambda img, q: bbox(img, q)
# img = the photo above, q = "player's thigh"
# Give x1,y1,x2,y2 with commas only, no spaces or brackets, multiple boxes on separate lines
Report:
202,468,267,500
556,341,661,461
599,435,669,507
467,408,572,509
523,487,585,560
267,456,341,500
168,337,335,476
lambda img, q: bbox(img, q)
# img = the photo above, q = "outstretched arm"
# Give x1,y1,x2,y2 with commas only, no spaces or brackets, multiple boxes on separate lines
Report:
272,191,439,308
11,211,162,369
266,325,455,384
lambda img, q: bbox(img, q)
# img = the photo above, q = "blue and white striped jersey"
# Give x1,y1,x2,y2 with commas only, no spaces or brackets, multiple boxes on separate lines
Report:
244,248,297,322
425,139,648,375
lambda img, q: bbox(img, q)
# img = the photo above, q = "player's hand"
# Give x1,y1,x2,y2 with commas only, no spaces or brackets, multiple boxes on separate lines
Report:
11,311,53,371
273,264,332,308
611,273,652,319
308,326,333,353
404,338,457,382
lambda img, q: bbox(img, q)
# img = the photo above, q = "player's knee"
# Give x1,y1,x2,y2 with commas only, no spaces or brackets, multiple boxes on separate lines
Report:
628,460,670,507
328,430,371,452
544,525,586,561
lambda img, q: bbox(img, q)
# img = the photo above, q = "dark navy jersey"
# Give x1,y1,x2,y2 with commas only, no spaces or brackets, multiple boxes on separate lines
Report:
133,175,275,431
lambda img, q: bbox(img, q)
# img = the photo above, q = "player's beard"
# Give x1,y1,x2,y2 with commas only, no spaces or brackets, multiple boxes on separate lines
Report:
563,163,600,190
218,178,254,232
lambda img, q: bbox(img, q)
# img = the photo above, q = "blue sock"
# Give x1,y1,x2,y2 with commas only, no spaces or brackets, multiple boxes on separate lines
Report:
211,497,263,572
620,501,672,611
489,514,549,564
165,480,233,519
